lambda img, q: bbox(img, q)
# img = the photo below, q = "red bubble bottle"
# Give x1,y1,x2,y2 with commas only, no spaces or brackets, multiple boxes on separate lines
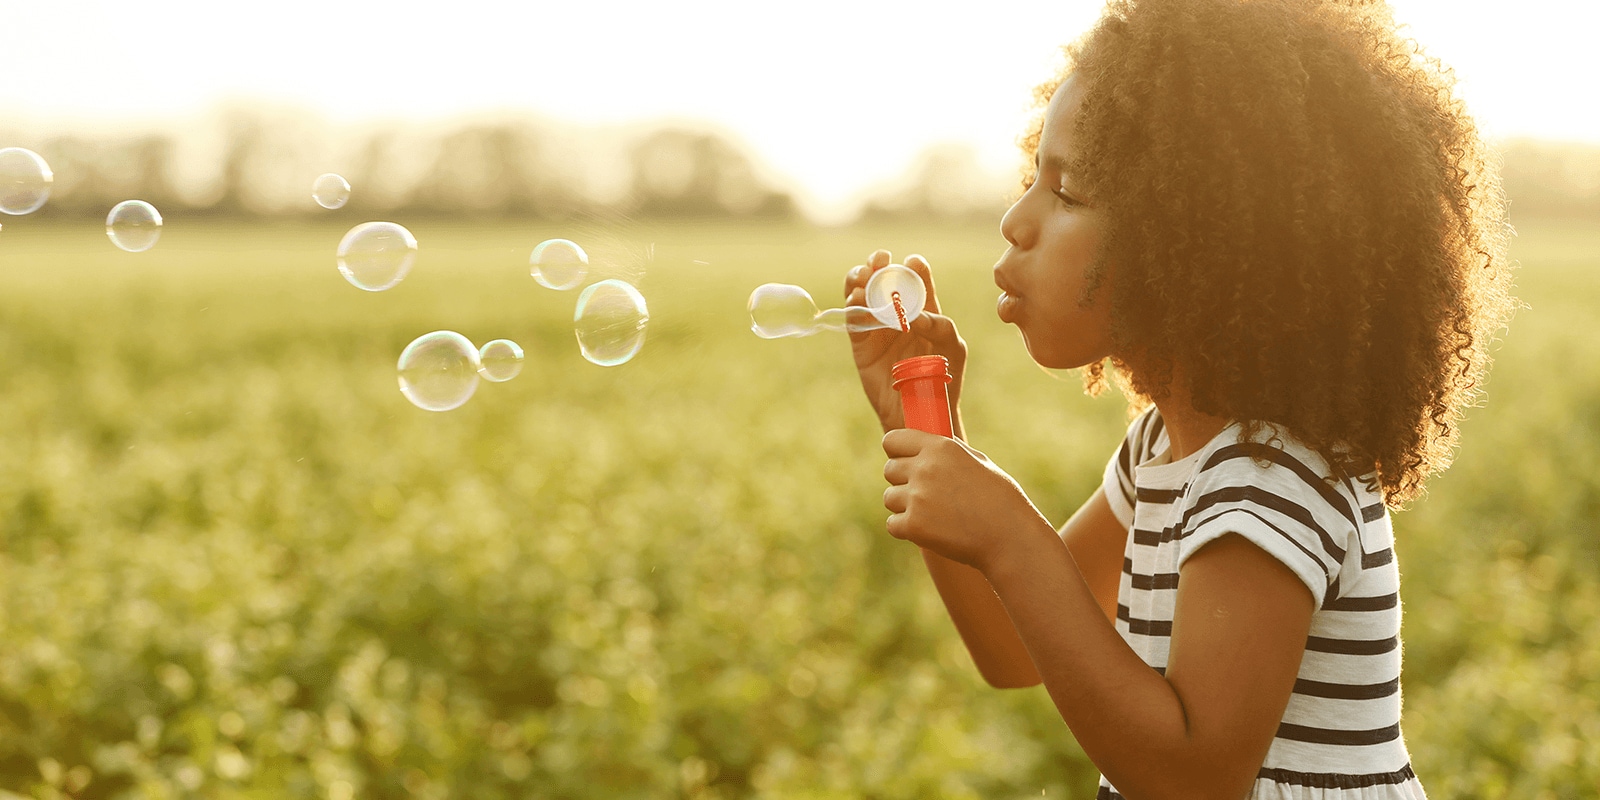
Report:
891,355,954,438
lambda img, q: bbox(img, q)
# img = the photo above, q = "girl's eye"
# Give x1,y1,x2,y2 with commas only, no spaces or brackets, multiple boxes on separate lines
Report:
1052,187,1080,207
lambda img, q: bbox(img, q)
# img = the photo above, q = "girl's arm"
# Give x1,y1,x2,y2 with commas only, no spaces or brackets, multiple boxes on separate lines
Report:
882,430,1314,799
988,522,1313,800
920,487,1126,689
842,249,1134,688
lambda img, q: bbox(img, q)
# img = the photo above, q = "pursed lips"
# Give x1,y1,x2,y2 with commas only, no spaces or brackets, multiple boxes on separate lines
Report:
994,264,1021,323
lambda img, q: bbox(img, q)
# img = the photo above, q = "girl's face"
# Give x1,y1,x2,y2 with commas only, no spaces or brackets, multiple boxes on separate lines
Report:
993,76,1114,370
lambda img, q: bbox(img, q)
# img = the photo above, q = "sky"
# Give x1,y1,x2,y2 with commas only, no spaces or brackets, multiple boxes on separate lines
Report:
4,0,1596,219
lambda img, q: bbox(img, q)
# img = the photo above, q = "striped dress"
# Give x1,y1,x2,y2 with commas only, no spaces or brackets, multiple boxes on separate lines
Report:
1097,407,1427,799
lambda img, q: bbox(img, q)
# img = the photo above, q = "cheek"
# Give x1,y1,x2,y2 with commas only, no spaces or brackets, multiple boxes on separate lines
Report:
1021,280,1114,370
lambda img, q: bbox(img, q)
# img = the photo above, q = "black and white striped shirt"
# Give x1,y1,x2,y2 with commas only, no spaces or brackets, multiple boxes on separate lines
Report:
1096,407,1427,799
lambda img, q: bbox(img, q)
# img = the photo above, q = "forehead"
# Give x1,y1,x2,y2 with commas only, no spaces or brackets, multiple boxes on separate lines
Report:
1039,75,1086,159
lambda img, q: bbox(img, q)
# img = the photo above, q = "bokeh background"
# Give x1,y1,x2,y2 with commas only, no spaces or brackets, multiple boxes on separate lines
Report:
1,1,1598,798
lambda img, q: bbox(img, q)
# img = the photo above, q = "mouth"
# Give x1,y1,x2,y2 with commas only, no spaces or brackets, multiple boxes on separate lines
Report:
993,269,1021,324
996,291,1021,324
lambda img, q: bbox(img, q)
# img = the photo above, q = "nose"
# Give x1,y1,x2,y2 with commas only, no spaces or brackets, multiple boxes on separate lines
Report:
999,190,1033,250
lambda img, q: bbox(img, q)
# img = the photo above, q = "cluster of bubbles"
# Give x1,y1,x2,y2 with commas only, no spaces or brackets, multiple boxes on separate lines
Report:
529,239,650,365
397,332,526,412
747,263,926,338
7,147,928,415
305,175,651,411
2,147,165,252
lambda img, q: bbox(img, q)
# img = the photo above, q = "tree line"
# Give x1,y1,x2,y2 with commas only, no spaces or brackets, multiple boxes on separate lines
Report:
4,107,1596,223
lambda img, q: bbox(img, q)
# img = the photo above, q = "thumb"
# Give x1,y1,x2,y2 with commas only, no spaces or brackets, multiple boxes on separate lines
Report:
910,310,962,352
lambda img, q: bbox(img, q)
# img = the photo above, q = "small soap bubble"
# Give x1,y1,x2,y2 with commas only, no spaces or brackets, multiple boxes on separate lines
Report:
530,238,589,290
574,279,649,366
749,284,824,338
312,173,351,209
106,200,163,252
478,339,524,382
397,331,481,412
337,221,417,291
0,148,53,216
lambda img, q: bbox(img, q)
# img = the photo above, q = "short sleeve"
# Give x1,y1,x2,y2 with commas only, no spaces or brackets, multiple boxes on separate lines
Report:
1101,407,1160,529
1174,441,1358,608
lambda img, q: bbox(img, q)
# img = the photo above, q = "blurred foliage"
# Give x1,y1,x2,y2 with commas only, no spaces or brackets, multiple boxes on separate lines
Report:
0,217,1593,798
1,111,797,222
6,106,1597,228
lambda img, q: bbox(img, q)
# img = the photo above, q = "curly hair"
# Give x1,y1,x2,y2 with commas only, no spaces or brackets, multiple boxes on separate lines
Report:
1020,0,1518,508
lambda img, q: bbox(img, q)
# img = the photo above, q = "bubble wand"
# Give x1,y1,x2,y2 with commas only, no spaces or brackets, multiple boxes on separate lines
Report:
748,264,926,338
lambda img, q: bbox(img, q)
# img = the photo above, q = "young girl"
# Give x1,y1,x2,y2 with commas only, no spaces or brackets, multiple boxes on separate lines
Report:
842,0,1514,797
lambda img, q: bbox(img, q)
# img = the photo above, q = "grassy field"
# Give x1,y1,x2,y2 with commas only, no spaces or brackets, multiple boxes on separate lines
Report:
0,215,1594,799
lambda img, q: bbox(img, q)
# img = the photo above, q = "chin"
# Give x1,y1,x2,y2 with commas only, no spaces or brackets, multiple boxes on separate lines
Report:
1022,337,1100,371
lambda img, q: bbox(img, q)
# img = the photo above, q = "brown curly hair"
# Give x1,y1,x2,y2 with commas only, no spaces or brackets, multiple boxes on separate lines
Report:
1020,0,1518,508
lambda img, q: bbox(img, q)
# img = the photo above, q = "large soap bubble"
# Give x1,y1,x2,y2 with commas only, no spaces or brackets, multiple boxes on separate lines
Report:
0,148,53,216
337,221,417,291
530,238,589,291
397,331,481,412
574,279,649,366
106,200,163,252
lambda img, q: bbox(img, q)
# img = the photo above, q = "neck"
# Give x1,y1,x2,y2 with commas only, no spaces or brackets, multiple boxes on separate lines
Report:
1152,384,1230,462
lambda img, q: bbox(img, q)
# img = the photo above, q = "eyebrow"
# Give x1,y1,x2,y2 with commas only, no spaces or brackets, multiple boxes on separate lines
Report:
1040,153,1071,174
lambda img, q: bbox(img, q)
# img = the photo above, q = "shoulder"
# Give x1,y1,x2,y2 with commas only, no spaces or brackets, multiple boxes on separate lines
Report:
1103,405,1168,526
1121,405,1168,465
1175,422,1368,607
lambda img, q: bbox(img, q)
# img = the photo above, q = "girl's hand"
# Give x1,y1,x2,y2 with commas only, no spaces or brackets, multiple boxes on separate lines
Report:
845,250,967,434
881,428,1052,574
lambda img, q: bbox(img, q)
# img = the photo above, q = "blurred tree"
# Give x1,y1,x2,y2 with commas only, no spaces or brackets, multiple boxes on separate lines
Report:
859,142,1013,223
33,134,182,219
409,122,589,219
627,128,795,219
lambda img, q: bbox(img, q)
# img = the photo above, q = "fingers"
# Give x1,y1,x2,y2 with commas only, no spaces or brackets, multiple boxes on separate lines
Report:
903,253,939,313
882,427,935,458
883,484,907,514
883,456,910,485
884,511,911,541
847,249,894,296
846,285,866,309
844,264,870,299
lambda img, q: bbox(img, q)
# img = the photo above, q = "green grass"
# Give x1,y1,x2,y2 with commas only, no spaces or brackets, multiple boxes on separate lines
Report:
0,215,1594,798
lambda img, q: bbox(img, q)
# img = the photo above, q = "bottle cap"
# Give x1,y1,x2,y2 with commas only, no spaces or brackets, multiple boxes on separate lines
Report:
892,355,954,438
890,355,952,390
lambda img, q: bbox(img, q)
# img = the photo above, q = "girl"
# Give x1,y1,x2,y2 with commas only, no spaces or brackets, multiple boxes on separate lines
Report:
842,0,1514,797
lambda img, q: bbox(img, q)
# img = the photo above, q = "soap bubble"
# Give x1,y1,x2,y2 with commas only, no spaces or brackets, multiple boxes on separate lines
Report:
337,222,417,291
0,148,53,215
749,263,926,339
106,200,163,252
312,173,351,209
749,283,826,338
530,238,588,290
397,331,481,412
574,279,649,366
478,339,524,382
